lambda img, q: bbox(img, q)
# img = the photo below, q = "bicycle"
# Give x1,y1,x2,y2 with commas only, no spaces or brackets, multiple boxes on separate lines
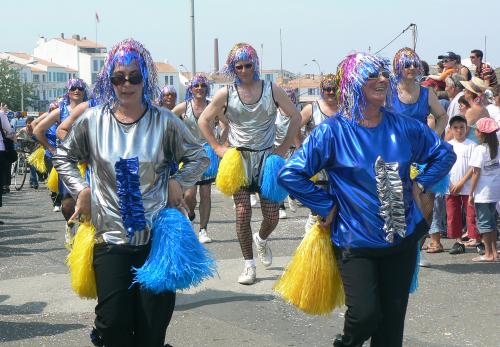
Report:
10,138,36,191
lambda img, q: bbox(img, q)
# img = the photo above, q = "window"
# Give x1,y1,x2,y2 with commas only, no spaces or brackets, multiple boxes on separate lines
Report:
265,74,272,81
308,88,319,96
92,73,98,84
100,60,104,69
49,90,52,98
169,76,174,85
42,74,46,83
42,91,46,100
33,74,40,83
93,60,99,72
165,76,168,84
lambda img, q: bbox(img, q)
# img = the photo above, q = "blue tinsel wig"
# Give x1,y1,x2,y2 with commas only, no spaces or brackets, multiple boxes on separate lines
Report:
392,47,423,82
185,74,210,101
335,52,396,124
158,85,177,106
93,38,158,107
222,43,260,84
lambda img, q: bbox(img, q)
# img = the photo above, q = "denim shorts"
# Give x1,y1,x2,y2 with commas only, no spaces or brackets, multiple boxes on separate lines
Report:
475,202,498,233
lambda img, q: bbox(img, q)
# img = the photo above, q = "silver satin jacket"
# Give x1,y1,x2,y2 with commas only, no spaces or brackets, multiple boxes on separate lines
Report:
53,104,209,245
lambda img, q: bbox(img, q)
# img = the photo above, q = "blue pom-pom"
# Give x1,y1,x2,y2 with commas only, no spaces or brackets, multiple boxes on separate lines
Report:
203,143,219,178
260,154,288,203
409,244,420,294
169,161,179,175
133,208,217,293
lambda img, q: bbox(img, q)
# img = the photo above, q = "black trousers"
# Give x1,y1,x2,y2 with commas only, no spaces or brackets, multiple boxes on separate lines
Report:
0,151,8,207
334,220,427,347
93,243,176,347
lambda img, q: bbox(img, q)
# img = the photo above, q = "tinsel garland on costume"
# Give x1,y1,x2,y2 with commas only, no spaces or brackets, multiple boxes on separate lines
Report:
215,148,247,196
260,154,288,203
133,208,217,293
114,157,147,241
274,223,344,315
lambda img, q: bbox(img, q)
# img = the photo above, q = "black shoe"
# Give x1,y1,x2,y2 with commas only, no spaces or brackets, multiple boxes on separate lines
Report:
90,327,104,347
0,220,4,225
33,185,39,189
476,243,485,255
449,242,465,255
188,211,196,221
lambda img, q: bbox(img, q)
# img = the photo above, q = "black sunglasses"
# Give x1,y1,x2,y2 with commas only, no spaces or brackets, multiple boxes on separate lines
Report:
235,63,253,71
69,86,84,92
110,73,143,86
367,71,390,80
322,87,336,93
193,83,207,88
403,62,419,69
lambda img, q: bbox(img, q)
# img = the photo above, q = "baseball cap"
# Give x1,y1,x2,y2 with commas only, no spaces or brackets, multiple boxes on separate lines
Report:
437,52,460,62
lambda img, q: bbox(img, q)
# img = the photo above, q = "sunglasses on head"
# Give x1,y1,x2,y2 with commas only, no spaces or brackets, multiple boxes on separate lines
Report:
235,63,253,71
110,73,143,86
69,86,84,92
367,71,390,80
322,87,336,93
193,83,207,89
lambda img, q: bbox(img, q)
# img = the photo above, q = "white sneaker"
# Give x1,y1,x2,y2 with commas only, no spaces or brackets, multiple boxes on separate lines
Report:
53,205,61,212
253,233,272,267
250,194,258,207
237,266,256,285
279,209,287,219
288,197,297,212
198,228,212,244
419,254,431,267
304,213,318,234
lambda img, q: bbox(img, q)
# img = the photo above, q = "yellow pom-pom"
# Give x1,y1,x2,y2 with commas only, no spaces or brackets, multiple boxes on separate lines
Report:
274,223,345,315
47,167,59,193
67,222,97,299
410,165,420,180
310,173,319,183
215,148,247,196
178,162,184,170
77,162,87,178
27,147,47,173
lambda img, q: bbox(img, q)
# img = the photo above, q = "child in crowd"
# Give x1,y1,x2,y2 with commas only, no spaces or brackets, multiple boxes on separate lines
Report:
468,117,499,262
446,116,478,254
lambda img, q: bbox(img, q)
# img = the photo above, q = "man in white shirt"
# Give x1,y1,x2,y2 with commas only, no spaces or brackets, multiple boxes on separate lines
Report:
444,74,466,141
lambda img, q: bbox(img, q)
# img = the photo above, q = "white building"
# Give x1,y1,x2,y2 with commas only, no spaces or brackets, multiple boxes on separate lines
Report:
34,34,107,85
0,52,78,111
261,69,296,83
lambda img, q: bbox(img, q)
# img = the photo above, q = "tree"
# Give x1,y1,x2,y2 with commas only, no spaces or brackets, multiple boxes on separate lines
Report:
0,59,37,111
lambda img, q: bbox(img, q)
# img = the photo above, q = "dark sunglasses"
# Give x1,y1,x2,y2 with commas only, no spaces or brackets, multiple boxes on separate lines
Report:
193,83,207,89
403,62,419,69
367,71,390,80
110,73,143,86
322,87,336,93
442,59,452,63
235,63,253,71
69,86,84,92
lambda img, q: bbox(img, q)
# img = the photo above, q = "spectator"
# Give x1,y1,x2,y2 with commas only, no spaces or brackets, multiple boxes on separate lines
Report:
460,77,490,143
423,52,460,90
458,95,470,116
0,109,16,221
468,117,499,262
445,74,466,118
486,85,500,125
9,111,21,130
470,49,497,86
16,116,39,189
446,115,478,254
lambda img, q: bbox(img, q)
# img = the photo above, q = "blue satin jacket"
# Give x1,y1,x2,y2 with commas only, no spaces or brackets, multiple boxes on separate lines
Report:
278,109,456,248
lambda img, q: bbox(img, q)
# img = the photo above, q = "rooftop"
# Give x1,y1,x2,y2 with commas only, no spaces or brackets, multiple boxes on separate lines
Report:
56,37,106,49
2,52,77,72
155,62,177,73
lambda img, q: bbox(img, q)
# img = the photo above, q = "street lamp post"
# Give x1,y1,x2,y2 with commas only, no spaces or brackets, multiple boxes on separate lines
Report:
312,59,321,77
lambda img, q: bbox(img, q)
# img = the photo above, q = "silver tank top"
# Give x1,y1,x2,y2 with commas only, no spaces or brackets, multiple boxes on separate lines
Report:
274,109,290,146
182,101,207,146
226,80,277,150
311,101,333,128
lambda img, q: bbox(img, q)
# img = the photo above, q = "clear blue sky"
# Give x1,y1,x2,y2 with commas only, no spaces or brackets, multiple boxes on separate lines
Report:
2,0,498,74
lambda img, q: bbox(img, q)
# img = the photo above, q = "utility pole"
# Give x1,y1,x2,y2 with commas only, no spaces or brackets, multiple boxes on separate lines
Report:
279,29,283,80
189,0,196,75
411,23,417,51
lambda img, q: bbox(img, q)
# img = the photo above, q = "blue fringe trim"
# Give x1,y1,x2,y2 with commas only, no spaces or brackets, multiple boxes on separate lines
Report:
114,157,146,240
409,244,420,294
260,154,288,203
133,208,217,293
203,143,219,178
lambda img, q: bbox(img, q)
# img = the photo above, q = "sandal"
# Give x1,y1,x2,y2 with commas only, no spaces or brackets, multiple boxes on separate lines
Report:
426,243,444,253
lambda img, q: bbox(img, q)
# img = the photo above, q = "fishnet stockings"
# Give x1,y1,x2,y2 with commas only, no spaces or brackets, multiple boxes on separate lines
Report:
233,191,281,260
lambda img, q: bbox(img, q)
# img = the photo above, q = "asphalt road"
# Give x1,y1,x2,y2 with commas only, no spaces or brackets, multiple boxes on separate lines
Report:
0,183,499,347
